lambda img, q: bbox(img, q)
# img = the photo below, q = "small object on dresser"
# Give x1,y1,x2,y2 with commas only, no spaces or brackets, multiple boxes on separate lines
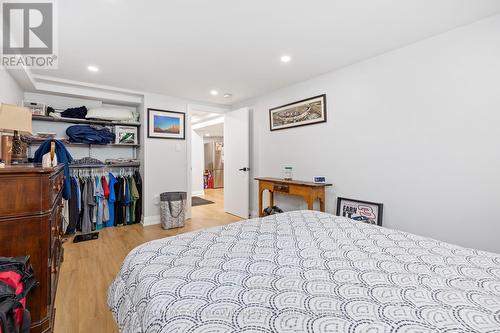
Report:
23,101,47,116
0,104,32,165
313,176,326,184
282,166,293,180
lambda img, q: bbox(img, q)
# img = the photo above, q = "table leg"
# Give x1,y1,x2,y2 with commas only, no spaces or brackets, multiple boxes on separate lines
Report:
307,195,314,211
319,197,325,212
258,185,264,217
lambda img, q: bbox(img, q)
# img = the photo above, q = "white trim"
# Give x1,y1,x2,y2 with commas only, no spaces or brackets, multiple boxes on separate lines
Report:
142,215,161,226
187,103,229,221
192,190,205,196
31,74,145,95
192,116,224,130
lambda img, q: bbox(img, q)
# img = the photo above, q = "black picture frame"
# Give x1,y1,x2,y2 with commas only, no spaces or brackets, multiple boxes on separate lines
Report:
147,108,186,140
336,197,384,226
269,94,327,131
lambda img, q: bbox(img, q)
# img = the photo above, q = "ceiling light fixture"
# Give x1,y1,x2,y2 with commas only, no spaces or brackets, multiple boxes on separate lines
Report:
87,65,99,72
210,90,219,96
223,93,232,98
280,55,292,63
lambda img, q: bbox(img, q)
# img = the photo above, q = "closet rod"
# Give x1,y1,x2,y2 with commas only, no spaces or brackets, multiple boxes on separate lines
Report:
69,163,140,169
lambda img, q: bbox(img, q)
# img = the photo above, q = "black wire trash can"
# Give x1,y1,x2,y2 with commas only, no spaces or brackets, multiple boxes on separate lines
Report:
160,192,186,229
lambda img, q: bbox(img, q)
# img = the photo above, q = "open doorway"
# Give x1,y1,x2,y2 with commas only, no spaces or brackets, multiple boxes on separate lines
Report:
187,106,250,220
190,110,225,212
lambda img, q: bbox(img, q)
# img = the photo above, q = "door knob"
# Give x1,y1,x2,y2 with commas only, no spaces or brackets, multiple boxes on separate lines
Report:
239,167,250,172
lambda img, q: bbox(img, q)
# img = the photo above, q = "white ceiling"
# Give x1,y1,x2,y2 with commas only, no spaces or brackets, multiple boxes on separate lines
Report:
191,110,223,126
195,123,224,138
33,0,500,105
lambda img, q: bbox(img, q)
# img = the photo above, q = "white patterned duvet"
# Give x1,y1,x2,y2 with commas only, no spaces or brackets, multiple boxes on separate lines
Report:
108,210,500,332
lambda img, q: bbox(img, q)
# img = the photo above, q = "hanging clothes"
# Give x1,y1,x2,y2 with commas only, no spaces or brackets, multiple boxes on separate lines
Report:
124,177,130,224
65,169,141,233
95,176,104,230
66,176,80,234
134,171,143,224
107,173,117,228
114,177,125,226
101,176,110,224
128,176,139,224
81,178,94,233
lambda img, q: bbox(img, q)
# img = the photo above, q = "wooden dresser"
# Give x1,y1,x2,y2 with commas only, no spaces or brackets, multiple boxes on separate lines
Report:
0,164,65,333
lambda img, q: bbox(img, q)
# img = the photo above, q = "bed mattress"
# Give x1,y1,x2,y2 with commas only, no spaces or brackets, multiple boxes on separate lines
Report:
108,211,500,332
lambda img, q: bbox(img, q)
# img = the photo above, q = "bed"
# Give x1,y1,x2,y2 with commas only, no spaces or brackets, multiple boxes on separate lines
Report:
108,211,500,332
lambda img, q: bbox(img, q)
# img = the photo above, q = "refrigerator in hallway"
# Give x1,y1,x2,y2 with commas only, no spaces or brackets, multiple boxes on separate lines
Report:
204,139,224,188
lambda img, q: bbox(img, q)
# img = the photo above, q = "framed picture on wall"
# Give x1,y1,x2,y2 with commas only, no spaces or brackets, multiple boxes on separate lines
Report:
336,197,384,226
269,94,327,131
147,108,185,140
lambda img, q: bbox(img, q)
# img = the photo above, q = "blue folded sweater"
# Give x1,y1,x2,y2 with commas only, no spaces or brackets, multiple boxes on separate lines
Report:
66,125,115,145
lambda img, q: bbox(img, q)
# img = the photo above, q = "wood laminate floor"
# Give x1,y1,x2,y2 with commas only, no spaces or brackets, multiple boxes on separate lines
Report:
54,189,240,333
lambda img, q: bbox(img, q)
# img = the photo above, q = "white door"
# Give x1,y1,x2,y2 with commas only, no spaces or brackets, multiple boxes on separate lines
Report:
224,107,250,218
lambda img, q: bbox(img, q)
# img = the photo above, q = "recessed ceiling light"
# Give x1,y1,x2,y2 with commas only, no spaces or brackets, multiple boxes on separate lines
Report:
87,65,99,72
223,93,232,98
205,133,210,137
210,90,219,96
280,55,292,63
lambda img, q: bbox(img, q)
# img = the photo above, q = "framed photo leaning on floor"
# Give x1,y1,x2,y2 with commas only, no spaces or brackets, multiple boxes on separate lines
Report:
336,197,384,226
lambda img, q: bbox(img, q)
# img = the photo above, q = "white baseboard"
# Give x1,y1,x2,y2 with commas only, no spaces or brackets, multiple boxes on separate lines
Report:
142,215,161,226
192,190,204,196
250,210,259,219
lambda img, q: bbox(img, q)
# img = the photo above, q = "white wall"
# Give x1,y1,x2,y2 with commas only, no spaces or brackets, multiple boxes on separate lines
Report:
191,130,205,196
141,94,225,224
142,93,189,225
0,70,23,105
242,14,500,253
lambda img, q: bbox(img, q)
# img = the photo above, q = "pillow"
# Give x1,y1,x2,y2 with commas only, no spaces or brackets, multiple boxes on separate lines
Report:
85,107,135,121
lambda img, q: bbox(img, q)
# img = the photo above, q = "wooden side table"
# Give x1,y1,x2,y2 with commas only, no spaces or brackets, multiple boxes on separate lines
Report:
255,177,333,217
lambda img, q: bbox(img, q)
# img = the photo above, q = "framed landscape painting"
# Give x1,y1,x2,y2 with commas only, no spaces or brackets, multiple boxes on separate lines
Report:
269,94,327,131
147,109,185,140
336,197,384,226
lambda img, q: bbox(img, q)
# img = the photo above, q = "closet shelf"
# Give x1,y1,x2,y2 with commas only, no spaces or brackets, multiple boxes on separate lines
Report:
32,115,141,127
27,141,140,148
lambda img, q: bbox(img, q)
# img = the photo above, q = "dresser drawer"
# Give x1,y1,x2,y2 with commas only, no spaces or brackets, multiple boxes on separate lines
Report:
49,170,65,208
0,165,64,218
49,193,63,260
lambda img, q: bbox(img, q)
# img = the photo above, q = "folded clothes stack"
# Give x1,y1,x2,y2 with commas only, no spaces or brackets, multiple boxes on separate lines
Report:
22,135,69,144
86,107,136,122
61,106,88,119
66,125,115,144
105,158,140,166
71,157,105,167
